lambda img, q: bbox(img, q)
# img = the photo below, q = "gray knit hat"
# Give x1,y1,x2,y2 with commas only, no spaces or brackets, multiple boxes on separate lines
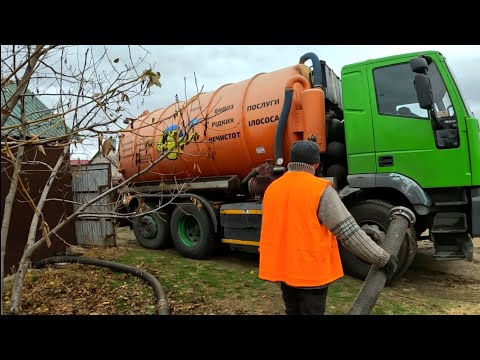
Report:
289,140,320,165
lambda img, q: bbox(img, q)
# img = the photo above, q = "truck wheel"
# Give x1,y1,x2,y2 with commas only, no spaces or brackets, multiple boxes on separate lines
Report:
133,203,171,249
170,203,216,260
339,199,417,281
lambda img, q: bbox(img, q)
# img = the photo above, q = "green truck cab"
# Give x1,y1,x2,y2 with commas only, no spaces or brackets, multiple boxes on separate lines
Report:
338,51,479,279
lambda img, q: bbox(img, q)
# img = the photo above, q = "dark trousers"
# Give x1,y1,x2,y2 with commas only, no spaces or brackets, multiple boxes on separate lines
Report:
280,283,328,315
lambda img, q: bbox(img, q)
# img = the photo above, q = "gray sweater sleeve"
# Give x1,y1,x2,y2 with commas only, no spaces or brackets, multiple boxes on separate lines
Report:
318,186,390,268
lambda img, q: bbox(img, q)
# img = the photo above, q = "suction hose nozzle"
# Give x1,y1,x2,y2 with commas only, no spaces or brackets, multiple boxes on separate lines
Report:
348,206,416,315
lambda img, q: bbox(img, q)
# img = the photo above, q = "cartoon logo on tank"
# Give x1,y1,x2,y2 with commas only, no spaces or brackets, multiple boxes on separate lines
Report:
157,118,199,160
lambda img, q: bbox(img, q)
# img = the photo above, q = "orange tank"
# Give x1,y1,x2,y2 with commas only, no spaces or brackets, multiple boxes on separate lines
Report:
119,64,326,182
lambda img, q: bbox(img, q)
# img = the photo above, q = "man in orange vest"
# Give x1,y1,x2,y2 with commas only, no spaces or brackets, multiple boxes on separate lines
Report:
259,140,398,315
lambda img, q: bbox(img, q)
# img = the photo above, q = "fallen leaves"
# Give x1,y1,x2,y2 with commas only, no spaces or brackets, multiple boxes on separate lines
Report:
2,262,157,315
2,246,285,316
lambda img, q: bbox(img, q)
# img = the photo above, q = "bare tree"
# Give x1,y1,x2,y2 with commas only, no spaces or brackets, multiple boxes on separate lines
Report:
1,45,223,314
0,45,217,314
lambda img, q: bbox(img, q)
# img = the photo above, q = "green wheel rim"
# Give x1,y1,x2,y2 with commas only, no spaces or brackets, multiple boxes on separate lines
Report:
178,215,201,247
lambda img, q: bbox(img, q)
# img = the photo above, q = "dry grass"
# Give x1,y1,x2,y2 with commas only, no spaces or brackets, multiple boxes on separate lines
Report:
3,243,479,315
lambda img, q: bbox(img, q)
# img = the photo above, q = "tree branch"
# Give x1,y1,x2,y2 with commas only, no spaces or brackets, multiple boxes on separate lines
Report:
1,46,46,87
1,45,47,127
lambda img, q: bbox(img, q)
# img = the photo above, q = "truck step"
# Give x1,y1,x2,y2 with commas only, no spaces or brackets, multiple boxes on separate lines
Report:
430,188,468,207
431,212,467,234
433,241,473,261
431,233,473,262
430,212,473,262
433,248,470,261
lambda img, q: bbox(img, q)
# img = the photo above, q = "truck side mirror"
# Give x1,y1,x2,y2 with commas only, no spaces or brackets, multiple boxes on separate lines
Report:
414,74,434,110
409,57,429,74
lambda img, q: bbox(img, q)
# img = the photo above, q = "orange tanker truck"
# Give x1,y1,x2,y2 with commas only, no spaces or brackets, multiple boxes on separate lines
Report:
118,51,480,281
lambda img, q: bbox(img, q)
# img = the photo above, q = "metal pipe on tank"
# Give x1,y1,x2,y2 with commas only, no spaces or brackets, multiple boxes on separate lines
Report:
274,75,311,166
285,74,310,90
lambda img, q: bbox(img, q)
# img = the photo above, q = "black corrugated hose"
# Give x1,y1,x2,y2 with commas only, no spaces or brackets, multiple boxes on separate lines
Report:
348,207,416,315
33,256,170,315
274,88,293,165
299,52,323,88
241,168,259,186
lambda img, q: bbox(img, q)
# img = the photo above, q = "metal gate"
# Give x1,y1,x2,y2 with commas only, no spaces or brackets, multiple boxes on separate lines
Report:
72,162,116,246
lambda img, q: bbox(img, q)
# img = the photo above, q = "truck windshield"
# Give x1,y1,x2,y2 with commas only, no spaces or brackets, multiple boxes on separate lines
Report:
443,59,474,118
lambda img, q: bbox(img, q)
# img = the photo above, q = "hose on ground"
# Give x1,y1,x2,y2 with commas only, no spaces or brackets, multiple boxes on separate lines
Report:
348,206,416,315
33,256,170,315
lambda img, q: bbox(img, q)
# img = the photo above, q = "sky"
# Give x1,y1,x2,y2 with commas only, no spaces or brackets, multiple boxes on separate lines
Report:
68,45,479,159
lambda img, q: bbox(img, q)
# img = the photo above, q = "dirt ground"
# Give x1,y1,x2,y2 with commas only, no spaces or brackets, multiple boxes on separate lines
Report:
116,228,480,314
397,238,480,314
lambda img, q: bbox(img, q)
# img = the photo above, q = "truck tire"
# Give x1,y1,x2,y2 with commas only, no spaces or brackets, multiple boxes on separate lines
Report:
170,203,216,260
339,199,417,281
133,203,171,250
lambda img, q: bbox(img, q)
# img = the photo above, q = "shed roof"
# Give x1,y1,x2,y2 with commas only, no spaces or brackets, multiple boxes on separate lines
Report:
1,83,69,139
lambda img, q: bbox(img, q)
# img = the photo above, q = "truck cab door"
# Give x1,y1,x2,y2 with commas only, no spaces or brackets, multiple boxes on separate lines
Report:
366,57,471,188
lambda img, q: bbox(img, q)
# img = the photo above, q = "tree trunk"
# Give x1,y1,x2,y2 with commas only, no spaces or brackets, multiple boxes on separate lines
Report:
9,146,68,314
1,145,24,315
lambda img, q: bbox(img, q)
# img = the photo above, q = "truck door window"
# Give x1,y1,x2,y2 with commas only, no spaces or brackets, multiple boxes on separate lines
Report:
395,103,427,117
374,60,459,149
428,63,457,123
374,63,429,119
374,61,457,124
435,92,454,117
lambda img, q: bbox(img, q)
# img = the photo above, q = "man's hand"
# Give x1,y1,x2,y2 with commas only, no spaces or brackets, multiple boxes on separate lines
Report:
382,254,398,280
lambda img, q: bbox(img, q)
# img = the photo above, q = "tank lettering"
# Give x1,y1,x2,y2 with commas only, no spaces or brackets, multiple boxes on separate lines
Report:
212,117,234,128
214,105,234,114
248,114,280,127
122,146,134,158
191,105,201,112
208,131,241,143
247,98,280,112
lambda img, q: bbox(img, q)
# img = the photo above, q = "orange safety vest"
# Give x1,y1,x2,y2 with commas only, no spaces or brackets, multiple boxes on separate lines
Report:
259,171,344,287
